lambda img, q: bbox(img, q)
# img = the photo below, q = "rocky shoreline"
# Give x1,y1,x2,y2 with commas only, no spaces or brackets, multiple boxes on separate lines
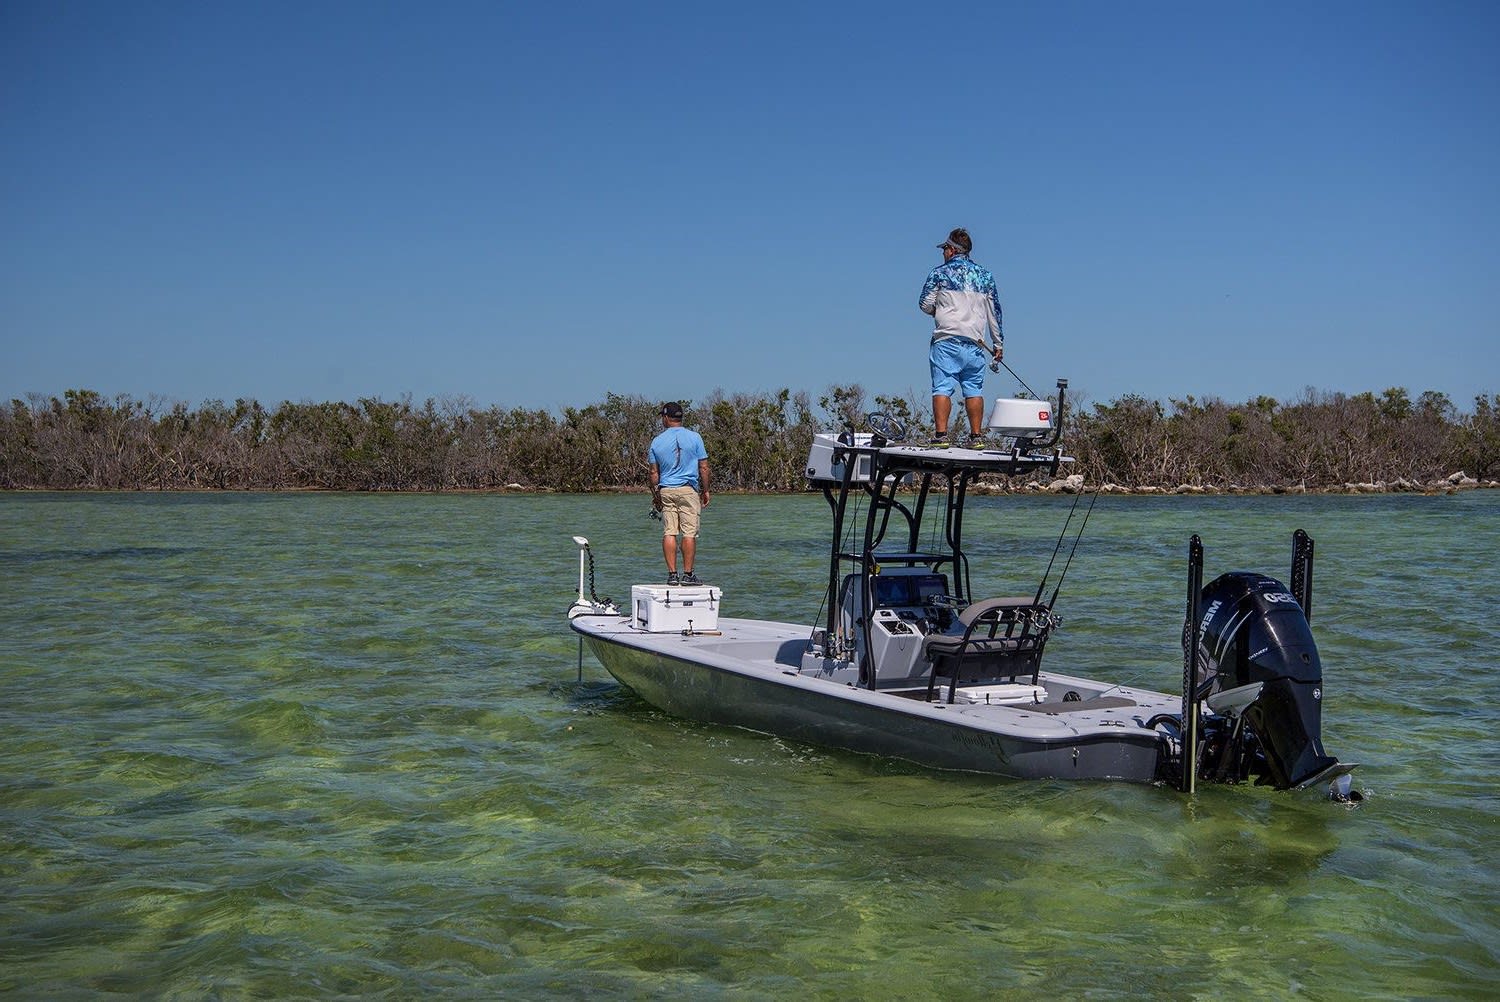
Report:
969,471,1496,496
9,473,1494,496
474,472,1498,496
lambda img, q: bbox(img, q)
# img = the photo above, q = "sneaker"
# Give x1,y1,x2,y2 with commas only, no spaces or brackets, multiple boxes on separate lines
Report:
681,571,702,585
667,572,681,586
966,435,988,450
927,432,950,449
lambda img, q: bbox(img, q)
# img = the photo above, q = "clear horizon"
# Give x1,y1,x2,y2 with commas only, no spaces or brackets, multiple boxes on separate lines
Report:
4,1,1497,411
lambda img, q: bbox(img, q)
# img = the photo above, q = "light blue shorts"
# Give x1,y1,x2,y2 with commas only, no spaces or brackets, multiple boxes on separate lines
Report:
929,338,988,398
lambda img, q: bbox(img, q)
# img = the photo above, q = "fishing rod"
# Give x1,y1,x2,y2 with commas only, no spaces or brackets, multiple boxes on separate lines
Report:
987,351,1068,452
990,355,1043,402
1032,488,1086,606
1029,487,1101,610
1048,489,1100,610
980,336,1043,398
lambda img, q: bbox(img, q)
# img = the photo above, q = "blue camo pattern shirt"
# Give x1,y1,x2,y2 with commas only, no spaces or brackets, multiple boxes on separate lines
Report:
919,254,1003,348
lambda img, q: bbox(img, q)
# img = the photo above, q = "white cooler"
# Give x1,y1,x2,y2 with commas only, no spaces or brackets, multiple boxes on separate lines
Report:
987,398,1054,438
952,683,1048,705
631,584,723,633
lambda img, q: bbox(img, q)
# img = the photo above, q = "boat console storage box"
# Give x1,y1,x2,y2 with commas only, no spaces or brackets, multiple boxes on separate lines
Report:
631,584,722,633
806,433,876,483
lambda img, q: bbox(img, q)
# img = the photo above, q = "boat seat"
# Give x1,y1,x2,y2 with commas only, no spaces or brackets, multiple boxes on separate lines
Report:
923,597,1055,703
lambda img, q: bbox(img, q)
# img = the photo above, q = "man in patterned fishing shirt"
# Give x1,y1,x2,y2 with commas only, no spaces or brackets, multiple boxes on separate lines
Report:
919,227,1004,449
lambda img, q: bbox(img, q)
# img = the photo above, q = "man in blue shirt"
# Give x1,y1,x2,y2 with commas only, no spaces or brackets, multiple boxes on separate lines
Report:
648,401,712,585
919,227,1004,448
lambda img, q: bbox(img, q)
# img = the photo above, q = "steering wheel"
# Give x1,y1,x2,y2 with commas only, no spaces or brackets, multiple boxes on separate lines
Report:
922,593,958,629
864,412,909,441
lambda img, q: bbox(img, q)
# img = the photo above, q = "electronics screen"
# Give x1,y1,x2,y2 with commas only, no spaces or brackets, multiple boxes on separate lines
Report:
873,573,950,606
873,576,912,606
912,574,948,600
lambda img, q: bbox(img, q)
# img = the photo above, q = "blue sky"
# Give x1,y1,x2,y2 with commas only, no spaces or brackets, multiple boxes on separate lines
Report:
3,1,1497,414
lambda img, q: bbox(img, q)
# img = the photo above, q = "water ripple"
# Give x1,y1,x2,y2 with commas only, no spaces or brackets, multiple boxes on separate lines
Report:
1,491,1497,997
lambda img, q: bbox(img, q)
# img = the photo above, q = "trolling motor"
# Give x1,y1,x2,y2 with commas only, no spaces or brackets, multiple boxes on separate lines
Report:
1177,531,1359,801
567,536,618,619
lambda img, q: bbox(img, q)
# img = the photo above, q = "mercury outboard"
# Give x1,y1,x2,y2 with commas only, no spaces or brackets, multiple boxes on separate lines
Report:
1177,531,1358,800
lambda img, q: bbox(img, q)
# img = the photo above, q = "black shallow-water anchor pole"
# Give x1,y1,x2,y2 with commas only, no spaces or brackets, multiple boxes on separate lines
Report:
1291,529,1314,622
1180,535,1204,794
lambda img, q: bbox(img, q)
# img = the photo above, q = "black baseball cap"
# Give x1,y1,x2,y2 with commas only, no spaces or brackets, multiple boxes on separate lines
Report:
659,401,684,419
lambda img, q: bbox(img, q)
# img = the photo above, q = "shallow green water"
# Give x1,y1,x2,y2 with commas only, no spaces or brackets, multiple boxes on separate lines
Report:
2,491,1497,998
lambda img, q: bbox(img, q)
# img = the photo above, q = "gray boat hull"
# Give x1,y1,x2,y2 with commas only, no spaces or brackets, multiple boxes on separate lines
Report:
573,614,1171,784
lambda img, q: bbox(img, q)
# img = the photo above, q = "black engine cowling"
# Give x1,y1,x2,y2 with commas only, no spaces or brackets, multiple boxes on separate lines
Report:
1190,571,1338,790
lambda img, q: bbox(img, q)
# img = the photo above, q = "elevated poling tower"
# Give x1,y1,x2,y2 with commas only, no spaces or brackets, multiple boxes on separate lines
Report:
806,381,1070,687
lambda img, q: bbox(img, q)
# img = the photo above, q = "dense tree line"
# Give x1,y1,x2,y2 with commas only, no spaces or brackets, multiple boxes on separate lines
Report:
0,389,820,492
1069,387,1498,488
1,386,1496,492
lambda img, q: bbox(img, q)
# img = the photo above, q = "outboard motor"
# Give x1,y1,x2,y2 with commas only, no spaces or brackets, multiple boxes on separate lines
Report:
1177,531,1356,799
1192,572,1337,789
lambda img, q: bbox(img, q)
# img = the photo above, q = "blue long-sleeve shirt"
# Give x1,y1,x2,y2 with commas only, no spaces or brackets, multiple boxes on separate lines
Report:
919,254,1003,348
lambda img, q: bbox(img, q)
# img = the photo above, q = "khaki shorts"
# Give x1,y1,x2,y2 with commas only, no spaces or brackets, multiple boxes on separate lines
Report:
659,485,701,537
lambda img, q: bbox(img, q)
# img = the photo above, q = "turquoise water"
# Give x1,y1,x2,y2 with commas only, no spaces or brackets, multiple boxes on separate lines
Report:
2,491,1497,998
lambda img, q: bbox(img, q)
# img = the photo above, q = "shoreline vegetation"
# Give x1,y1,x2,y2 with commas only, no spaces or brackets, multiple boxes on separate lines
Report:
3,386,1496,496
